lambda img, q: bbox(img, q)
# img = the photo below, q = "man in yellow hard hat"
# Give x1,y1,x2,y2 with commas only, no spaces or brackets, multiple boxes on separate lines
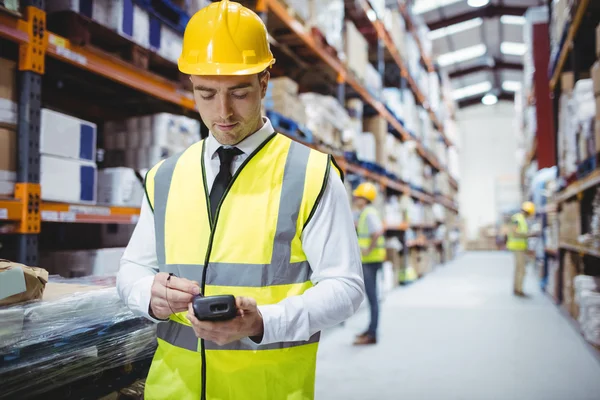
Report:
352,182,386,345
507,201,536,296
116,2,364,399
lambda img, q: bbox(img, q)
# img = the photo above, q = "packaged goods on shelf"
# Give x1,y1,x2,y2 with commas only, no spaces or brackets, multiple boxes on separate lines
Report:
550,0,570,58
355,132,377,163
448,146,460,181
46,0,151,48
344,21,369,82
0,278,157,399
382,88,403,122
300,93,349,149
385,133,403,177
105,114,200,170
433,203,445,223
405,35,420,77
281,0,310,22
364,115,388,163
423,165,434,194
384,196,405,227
0,57,17,126
546,257,560,300
97,167,144,207
149,18,183,63
41,155,97,205
369,0,386,19
0,127,16,196
345,98,364,151
40,248,126,278
429,72,441,113
559,200,581,241
383,9,406,57
562,252,583,319
364,63,383,98
264,77,306,127
41,109,97,162
402,88,419,134
579,290,600,346
310,0,345,55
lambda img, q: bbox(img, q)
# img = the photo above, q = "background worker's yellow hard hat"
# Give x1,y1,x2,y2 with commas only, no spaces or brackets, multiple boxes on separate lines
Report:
178,0,276,75
522,201,536,215
353,182,378,202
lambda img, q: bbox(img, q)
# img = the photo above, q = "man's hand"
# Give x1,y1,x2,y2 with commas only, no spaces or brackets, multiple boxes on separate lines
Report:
150,272,200,320
186,297,264,346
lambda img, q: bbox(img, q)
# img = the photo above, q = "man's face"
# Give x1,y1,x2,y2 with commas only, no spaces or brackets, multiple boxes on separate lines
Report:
191,72,269,145
353,197,368,210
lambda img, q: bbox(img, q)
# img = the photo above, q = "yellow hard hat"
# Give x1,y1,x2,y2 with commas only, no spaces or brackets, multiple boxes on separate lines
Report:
178,0,276,75
353,182,378,202
522,201,535,215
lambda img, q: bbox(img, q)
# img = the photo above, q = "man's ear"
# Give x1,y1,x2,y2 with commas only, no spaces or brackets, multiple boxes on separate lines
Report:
260,71,270,98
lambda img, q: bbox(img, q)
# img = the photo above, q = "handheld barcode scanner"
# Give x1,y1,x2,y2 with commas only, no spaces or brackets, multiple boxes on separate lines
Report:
192,295,237,321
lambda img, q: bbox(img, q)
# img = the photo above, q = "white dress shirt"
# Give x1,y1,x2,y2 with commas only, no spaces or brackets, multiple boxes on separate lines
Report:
116,117,365,345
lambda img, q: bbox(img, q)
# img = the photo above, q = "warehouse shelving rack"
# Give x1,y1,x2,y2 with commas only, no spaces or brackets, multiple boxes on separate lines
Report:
526,0,600,349
0,0,459,265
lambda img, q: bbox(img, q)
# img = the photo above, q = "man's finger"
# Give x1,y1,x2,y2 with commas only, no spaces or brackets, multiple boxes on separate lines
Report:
166,288,195,304
167,275,201,295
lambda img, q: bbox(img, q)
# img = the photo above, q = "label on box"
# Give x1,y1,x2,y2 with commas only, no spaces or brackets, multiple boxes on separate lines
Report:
0,209,7,220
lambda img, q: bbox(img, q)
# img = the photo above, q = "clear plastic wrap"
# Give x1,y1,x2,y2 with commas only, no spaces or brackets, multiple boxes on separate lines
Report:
0,277,157,399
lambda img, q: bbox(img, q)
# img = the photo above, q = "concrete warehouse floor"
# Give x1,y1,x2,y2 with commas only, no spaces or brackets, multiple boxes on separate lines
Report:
316,251,600,400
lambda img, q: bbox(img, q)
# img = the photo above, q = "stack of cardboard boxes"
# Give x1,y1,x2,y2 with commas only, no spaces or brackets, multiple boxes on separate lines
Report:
344,20,369,84
0,58,17,197
363,115,388,166
300,93,348,150
559,200,581,243
103,113,200,171
562,251,582,320
40,109,99,205
575,275,600,347
263,77,306,127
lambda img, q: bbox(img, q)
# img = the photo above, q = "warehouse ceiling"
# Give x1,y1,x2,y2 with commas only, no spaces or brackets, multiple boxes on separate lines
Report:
408,0,546,107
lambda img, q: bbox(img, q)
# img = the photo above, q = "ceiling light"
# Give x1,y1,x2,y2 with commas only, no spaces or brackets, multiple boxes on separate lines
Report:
501,41,527,56
437,44,487,67
468,0,490,8
482,93,498,105
502,80,522,92
452,81,492,100
500,15,526,25
413,0,462,15
428,18,484,41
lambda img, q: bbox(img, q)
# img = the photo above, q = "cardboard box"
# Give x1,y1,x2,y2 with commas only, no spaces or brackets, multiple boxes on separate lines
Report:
364,116,388,163
0,260,49,307
98,167,144,207
41,155,97,204
597,23,600,58
592,61,600,96
150,21,183,64
344,20,369,81
41,109,97,162
595,120,600,153
0,57,17,126
0,127,16,181
269,77,299,96
39,248,126,278
562,72,575,94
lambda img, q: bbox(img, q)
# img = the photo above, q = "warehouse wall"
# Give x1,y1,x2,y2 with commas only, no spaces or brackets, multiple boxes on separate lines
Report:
456,102,521,240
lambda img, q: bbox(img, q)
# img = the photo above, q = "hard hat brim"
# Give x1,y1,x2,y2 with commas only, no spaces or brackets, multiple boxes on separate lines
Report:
178,59,275,76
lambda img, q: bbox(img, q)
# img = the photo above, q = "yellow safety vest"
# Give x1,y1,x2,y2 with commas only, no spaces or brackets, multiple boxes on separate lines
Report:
507,212,528,251
143,133,341,400
357,206,386,263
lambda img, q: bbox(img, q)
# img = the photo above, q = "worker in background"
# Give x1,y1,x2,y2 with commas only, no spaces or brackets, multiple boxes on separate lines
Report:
352,182,386,345
116,1,364,399
507,201,536,297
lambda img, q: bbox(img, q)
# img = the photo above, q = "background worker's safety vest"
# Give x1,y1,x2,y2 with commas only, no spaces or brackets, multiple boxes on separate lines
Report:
357,206,386,263
143,133,341,400
507,212,528,251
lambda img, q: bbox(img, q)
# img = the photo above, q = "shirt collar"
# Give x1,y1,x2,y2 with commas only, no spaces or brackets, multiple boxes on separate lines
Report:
207,117,275,160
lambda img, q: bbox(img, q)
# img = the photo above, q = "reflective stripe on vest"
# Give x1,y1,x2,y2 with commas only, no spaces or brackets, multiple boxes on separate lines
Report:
507,212,528,251
357,206,386,263
143,133,334,400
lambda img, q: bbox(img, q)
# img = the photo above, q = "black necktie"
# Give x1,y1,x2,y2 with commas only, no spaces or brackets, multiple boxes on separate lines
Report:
210,146,243,222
